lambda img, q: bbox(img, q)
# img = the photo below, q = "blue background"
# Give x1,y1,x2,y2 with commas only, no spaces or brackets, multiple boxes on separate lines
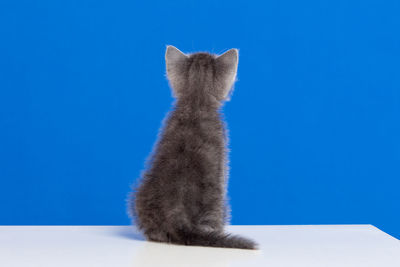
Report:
1,1,399,238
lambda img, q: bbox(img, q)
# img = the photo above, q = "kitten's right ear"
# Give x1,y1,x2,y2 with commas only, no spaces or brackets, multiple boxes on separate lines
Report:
215,49,239,100
165,45,187,66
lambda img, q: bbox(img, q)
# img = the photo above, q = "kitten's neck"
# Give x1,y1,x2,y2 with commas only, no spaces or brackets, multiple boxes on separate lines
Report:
175,92,221,113
171,96,224,135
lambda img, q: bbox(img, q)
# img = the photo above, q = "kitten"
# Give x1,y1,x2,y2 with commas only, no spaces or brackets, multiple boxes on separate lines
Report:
129,46,257,249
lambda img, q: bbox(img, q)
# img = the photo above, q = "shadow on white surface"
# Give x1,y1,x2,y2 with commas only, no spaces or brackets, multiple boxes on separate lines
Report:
108,226,261,267
130,240,261,267
112,225,146,241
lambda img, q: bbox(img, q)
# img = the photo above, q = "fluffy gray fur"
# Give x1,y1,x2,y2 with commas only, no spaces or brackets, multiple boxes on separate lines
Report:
129,46,257,249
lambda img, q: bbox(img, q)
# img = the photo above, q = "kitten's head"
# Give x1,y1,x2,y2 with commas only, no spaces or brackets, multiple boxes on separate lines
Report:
165,45,238,103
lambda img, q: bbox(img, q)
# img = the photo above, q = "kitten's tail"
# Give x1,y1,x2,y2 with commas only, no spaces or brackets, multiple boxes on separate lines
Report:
174,229,258,250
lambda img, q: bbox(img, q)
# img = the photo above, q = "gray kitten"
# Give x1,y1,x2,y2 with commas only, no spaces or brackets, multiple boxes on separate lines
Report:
129,46,257,249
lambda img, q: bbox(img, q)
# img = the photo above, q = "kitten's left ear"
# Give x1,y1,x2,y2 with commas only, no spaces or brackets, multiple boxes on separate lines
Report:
165,45,187,67
216,49,239,99
165,45,188,97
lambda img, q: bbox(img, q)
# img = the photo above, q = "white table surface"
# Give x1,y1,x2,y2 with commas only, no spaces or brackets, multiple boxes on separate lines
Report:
0,225,399,267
